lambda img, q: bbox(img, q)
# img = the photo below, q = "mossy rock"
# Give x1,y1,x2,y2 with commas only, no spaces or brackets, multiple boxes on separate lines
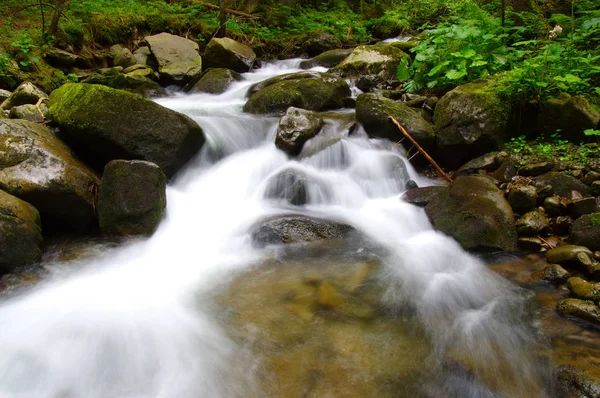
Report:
246,71,323,98
0,189,42,273
185,68,242,94
97,160,166,236
329,44,410,80
389,40,420,54
0,119,99,231
535,172,590,197
203,37,256,73
82,72,165,98
557,298,600,326
356,92,435,152
8,104,45,123
143,32,202,85
243,77,350,115
275,107,324,156
425,176,518,252
300,32,342,57
433,81,514,169
48,83,205,178
570,212,600,251
538,93,600,143
300,49,353,70
0,82,47,111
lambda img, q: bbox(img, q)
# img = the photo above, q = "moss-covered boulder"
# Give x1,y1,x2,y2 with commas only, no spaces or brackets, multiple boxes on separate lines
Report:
557,298,600,326
300,49,352,70
82,71,165,98
0,90,12,103
0,82,47,111
276,107,324,156
0,189,42,273
44,48,77,70
0,119,99,230
538,93,600,142
433,81,514,169
301,32,342,57
8,104,46,123
110,45,137,69
251,215,354,247
570,212,600,251
185,68,242,94
48,83,205,178
356,92,435,152
244,77,350,115
536,172,590,197
97,160,166,236
203,37,256,73
143,33,202,85
329,44,410,80
425,176,518,252
246,71,323,98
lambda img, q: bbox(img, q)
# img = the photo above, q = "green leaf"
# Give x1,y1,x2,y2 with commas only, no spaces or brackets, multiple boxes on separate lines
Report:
553,74,582,84
460,48,477,58
445,69,467,80
426,80,438,88
428,61,450,76
471,60,488,67
397,60,412,81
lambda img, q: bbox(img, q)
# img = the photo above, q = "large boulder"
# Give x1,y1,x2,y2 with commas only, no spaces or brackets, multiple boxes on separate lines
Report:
82,71,165,97
143,33,202,85
246,71,322,98
329,44,410,80
535,172,590,197
0,120,99,230
203,37,256,73
356,92,435,152
251,215,353,247
538,93,600,142
185,68,242,94
300,49,352,69
433,81,514,169
275,107,324,156
301,32,342,57
0,189,42,273
97,160,166,236
425,176,518,252
8,104,46,123
44,48,77,70
48,83,205,178
557,298,600,326
0,82,47,111
110,45,137,69
570,212,600,251
243,77,350,115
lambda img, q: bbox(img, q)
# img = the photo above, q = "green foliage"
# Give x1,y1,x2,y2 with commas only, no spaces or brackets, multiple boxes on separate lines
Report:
10,30,39,71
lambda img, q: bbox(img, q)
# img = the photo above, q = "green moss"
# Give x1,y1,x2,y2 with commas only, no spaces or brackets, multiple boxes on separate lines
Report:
589,212,600,227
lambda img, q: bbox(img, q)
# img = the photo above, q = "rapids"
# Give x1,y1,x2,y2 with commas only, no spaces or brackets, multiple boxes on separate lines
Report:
0,60,556,397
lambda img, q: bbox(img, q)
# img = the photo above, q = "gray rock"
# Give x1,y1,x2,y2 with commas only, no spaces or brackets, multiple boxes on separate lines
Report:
570,212,600,251
0,189,42,273
536,172,590,197
538,93,600,142
48,83,205,178
82,72,165,98
44,48,77,69
111,45,137,69
0,120,99,230
329,44,410,80
276,107,323,156
264,169,309,206
402,186,446,207
542,263,570,283
508,184,538,214
8,104,45,123
251,215,353,247
518,161,554,176
0,82,47,111
203,37,256,73
186,68,242,94
300,49,352,69
246,71,323,98
516,210,549,236
97,160,166,236
144,33,202,85
0,90,11,103
133,46,152,67
301,32,342,57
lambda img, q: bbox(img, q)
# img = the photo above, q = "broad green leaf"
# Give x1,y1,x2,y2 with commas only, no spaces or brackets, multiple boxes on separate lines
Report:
397,59,412,81
445,69,467,80
471,60,488,67
428,61,450,76
426,80,438,88
460,48,477,58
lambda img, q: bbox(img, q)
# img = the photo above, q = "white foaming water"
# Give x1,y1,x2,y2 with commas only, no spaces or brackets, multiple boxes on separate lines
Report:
0,59,551,397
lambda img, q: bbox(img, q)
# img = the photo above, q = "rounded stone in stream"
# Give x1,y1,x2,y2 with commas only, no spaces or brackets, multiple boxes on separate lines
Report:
203,37,256,73
401,186,446,207
508,184,538,214
0,189,42,273
251,215,354,247
568,197,599,218
518,161,554,177
546,245,592,264
557,298,600,326
264,169,309,205
536,172,590,197
566,277,598,301
185,68,242,94
275,107,324,156
570,212,600,251
542,263,570,283
543,196,562,217
516,210,549,236
97,160,166,236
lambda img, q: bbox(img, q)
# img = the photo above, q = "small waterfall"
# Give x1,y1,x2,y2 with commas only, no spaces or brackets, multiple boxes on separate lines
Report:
0,59,554,397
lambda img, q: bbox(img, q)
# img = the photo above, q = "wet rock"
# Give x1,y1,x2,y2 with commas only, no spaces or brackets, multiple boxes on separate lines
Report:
402,186,446,207
264,169,309,205
251,215,354,247
570,212,600,251
518,161,554,177
0,189,42,273
133,46,152,66
571,169,584,180
555,215,574,235
110,45,137,69
568,197,599,218
185,68,242,94
425,176,518,252
543,196,562,217
44,48,77,70
300,49,352,69
81,71,165,98
329,44,410,80
276,107,324,156
542,263,570,283
489,158,517,183
8,104,45,123
203,37,256,73
0,90,11,103
246,71,323,98
538,93,600,142
405,180,418,190
433,81,514,169
592,181,600,196
455,152,508,176
556,366,600,398
143,32,202,85
97,160,166,236
48,83,205,178
583,171,600,185
534,181,554,202
546,245,593,264
516,210,549,236
536,172,591,197
508,185,538,214
518,237,543,251
356,92,435,152
566,277,598,301
0,119,99,230
301,32,342,57
557,298,600,325
243,77,350,115
0,82,47,111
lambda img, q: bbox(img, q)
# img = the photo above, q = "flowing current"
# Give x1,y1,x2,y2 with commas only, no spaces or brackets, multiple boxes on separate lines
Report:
0,61,554,397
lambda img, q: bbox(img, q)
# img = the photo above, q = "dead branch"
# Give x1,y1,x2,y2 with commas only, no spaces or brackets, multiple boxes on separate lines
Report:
389,116,453,183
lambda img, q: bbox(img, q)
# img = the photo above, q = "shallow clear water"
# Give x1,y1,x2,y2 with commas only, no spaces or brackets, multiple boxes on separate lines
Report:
0,60,557,397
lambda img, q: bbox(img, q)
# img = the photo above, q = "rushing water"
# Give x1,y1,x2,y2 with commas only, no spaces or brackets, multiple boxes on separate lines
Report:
0,60,557,397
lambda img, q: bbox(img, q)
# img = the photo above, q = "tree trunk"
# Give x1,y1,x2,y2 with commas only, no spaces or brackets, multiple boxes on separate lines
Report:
48,0,67,36
217,0,226,37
